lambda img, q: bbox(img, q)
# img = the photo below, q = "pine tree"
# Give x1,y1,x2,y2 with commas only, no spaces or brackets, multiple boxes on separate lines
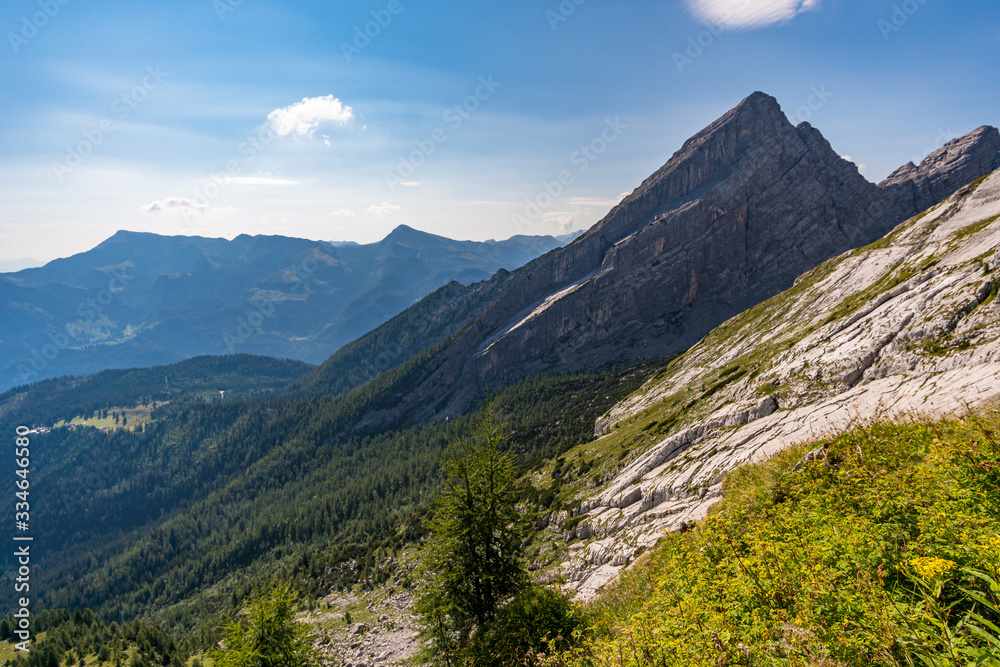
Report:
415,399,527,662
211,582,320,667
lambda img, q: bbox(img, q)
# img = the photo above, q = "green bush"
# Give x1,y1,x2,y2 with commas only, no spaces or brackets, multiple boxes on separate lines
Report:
211,581,320,667
469,586,584,666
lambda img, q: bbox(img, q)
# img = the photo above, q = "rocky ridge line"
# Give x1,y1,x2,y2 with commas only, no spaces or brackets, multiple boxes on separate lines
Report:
549,167,1000,598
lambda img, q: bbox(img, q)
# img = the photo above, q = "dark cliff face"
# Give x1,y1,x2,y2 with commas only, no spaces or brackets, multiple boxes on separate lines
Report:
343,93,1000,423
411,93,889,409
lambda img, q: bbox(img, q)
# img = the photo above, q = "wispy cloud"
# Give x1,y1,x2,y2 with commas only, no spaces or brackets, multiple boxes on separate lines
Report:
143,197,206,214
685,0,821,30
267,95,354,138
329,209,356,217
228,176,296,186
143,198,240,215
368,202,401,215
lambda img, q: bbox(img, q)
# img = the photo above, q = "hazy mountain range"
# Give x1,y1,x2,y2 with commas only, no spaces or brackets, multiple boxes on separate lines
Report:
2,91,999,664
0,226,580,392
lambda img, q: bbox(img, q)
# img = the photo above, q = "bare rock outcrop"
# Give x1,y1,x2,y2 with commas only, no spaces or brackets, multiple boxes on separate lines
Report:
373,93,1000,424
553,168,1000,598
879,125,1000,219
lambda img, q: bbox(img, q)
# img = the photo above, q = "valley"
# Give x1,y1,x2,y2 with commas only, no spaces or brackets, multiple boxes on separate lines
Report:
2,91,999,666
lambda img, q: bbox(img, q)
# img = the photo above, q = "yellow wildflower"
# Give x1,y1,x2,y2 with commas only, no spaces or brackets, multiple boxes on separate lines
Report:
910,556,956,581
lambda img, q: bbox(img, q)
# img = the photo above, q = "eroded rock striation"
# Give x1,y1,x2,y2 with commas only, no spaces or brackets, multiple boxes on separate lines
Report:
550,167,1000,598
380,92,1000,422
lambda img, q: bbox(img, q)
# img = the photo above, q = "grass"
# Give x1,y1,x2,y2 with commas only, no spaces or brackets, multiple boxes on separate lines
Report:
544,406,1000,666
52,402,162,431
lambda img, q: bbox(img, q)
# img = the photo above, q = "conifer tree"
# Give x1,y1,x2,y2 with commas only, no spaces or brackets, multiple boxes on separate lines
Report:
212,582,320,667
415,399,527,661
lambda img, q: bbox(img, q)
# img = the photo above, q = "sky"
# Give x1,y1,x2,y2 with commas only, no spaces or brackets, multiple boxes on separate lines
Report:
0,0,997,266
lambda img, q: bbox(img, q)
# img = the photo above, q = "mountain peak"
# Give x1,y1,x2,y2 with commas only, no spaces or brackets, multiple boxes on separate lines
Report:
378,224,434,247
734,90,782,116
386,91,1000,422
387,224,419,236
587,91,803,247
670,91,786,158
879,124,1000,215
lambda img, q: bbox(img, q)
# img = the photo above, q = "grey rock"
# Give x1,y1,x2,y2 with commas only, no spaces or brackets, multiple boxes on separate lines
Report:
879,126,1000,219
793,446,828,472
556,167,1000,600
362,92,1000,426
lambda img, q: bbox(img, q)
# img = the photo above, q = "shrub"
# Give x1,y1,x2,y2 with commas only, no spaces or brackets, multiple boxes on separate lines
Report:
469,586,584,666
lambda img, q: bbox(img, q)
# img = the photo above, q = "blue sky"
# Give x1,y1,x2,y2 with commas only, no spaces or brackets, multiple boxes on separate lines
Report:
0,0,997,265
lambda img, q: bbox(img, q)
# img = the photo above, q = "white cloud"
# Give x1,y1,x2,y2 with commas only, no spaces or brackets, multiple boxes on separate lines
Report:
267,95,354,138
399,181,420,187
685,0,821,30
142,197,207,214
212,206,239,214
842,155,868,177
541,211,577,233
330,209,356,217
368,202,401,215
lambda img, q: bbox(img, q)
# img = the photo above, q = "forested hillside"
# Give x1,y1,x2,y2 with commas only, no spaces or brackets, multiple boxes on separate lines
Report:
0,346,665,647
0,354,312,427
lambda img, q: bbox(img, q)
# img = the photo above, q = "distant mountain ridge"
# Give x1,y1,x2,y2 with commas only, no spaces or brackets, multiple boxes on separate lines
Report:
0,226,574,391
2,92,998,652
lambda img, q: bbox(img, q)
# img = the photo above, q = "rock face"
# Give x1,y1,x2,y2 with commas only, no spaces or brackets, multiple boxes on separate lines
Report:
467,93,885,379
373,92,999,422
879,125,1000,219
551,167,1000,598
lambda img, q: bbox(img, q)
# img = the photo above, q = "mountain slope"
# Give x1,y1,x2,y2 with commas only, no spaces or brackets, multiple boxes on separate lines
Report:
0,354,312,427
305,92,1000,424
0,354,660,636
0,227,571,392
540,167,1000,597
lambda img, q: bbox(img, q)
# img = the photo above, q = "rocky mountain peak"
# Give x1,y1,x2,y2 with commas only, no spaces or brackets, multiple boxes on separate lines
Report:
355,92,1000,424
597,92,796,245
879,125,1000,217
